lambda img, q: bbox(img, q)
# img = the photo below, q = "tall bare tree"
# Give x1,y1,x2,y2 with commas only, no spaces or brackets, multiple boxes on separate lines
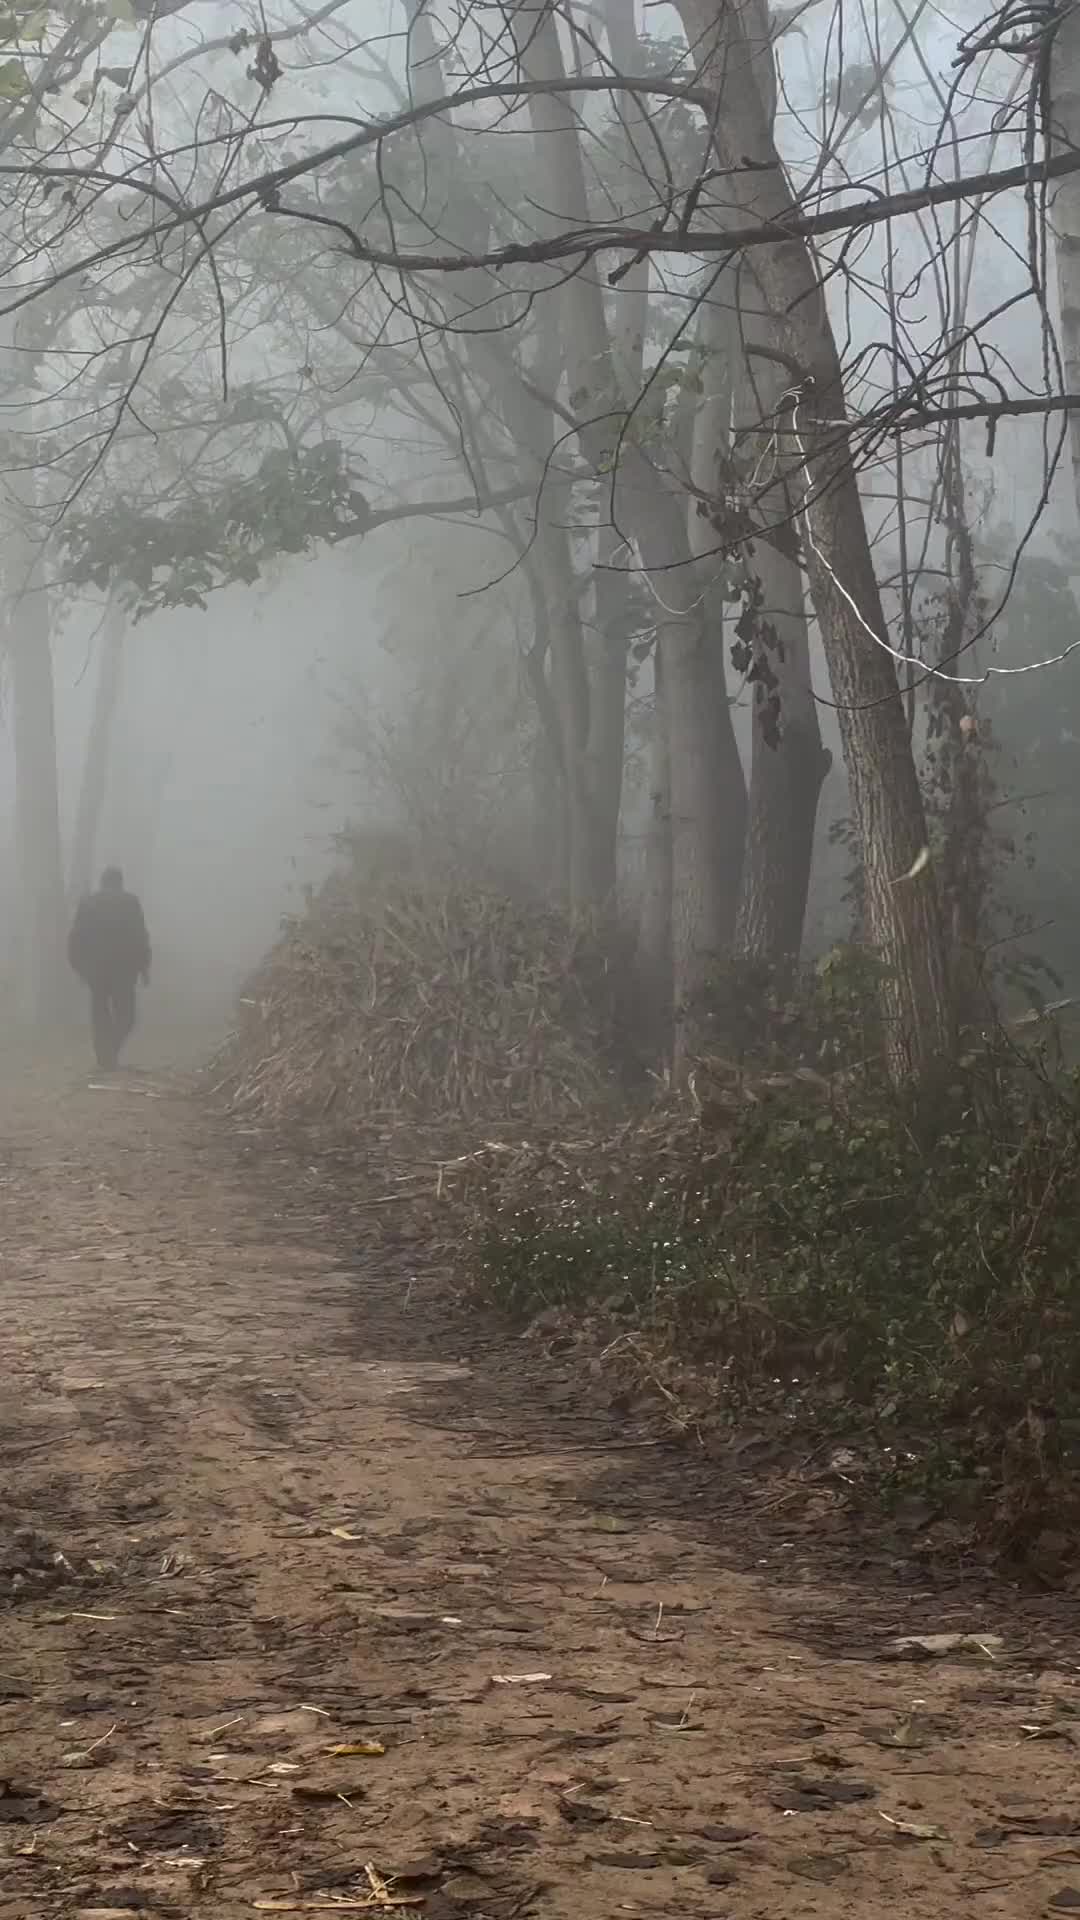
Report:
9,544,66,1022
68,598,126,906
509,0,746,1064
676,0,952,1074
1053,4,1080,523
731,329,831,967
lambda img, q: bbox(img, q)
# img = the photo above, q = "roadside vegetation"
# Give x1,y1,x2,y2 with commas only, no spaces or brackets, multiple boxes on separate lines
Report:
215,839,1080,1571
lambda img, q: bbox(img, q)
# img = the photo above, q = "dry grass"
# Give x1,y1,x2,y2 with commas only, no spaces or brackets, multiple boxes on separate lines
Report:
210,841,631,1131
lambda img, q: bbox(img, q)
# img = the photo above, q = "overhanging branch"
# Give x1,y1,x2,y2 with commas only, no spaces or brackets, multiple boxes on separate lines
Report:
886,390,1080,428
2,97,1079,311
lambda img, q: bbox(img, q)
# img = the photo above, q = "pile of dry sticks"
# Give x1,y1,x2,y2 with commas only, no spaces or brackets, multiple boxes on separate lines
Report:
211,859,625,1131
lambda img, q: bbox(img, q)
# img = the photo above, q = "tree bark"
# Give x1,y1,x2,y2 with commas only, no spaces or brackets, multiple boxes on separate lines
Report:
9,549,67,1023
508,0,746,1064
735,533,830,968
637,646,673,1044
544,506,608,908
677,0,952,1077
637,490,745,1055
590,534,631,906
732,352,830,967
1053,5,1080,524
68,598,125,906
687,69,828,974
405,0,611,913
681,278,826,982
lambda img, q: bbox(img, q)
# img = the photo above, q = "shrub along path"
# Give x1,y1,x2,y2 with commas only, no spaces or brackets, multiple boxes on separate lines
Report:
0,1060,1076,1920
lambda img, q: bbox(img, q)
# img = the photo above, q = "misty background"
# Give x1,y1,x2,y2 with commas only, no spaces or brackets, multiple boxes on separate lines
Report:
3,0,1080,1052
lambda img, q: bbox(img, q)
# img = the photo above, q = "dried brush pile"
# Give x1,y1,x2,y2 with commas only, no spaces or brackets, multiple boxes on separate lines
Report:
212,841,632,1130
424,1042,850,1239
433,1095,724,1221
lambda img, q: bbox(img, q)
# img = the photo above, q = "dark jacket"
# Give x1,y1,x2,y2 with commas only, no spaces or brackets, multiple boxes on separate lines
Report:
68,888,151,986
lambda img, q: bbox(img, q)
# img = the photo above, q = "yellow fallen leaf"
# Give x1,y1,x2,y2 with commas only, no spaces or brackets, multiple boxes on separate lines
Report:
329,1527,364,1542
327,1740,385,1757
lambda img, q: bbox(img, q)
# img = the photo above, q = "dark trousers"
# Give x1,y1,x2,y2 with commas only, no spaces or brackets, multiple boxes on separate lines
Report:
89,976,137,1070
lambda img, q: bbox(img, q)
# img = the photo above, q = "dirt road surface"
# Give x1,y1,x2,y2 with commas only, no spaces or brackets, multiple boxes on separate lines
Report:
1,1063,1078,1920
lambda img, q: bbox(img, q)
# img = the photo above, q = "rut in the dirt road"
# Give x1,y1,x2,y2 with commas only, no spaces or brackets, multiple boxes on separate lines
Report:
0,1068,1076,1920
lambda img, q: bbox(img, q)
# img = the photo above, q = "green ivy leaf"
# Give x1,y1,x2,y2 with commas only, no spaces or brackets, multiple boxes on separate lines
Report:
0,55,28,95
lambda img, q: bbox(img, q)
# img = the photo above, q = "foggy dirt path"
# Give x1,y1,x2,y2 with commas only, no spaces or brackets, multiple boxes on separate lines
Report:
1,1069,1077,1920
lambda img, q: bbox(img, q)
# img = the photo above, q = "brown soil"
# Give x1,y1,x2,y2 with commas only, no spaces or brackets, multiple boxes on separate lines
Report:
1,1061,1078,1920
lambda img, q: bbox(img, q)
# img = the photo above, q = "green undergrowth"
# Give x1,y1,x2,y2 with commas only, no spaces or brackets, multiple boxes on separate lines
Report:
465,984,1080,1558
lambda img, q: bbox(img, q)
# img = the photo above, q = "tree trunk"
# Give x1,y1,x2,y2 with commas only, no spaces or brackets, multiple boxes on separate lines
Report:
637,647,673,1049
405,0,610,913
509,0,746,1065
68,598,125,905
735,529,830,967
638,492,745,1057
590,537,631,907
584,0,648,913
732,352,830,968
544,509,608,909
529,710,565,895
124,747,172,894
9,553,67,1023
688,76,828,973
677,0,952,1078
1053,7,1080,524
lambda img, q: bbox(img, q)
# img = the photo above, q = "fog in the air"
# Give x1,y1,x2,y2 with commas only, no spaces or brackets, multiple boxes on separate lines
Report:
3,0,1080,1049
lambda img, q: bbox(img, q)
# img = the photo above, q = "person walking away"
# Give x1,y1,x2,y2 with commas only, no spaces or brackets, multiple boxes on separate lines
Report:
68,867,151,1071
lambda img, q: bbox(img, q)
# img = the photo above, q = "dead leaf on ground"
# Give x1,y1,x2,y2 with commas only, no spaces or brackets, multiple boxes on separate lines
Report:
253,1902,422,1913
558,1795,610,1827
440,1873,489,1904
292,1782,368,1803
772,1779,875,1813
257,1860,423,1911
371,1609,440,1629
867,1715,929,1750
386,1856,443,1885
327,1741,385,1757
589,1850,662,1870
988,1814,1080,1840
880,1811,944,1841
550,1730,620,1753
593,1517,635,1534
491,1673,552,1687
885,1631,1003,1660
787,1851,850,1883
0,1781,56,1823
